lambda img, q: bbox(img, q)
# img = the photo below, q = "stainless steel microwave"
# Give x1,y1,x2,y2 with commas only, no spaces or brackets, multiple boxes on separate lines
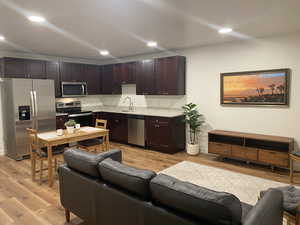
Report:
61,82,87,97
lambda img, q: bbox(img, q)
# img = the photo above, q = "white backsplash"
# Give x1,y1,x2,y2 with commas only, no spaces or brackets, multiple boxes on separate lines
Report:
56,84,186,109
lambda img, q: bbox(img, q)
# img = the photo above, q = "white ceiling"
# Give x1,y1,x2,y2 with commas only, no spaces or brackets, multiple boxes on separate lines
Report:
0,0,299,60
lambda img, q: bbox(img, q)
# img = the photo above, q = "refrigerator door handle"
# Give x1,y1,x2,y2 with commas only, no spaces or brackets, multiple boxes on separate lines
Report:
33,90,38,130
30,90,36,129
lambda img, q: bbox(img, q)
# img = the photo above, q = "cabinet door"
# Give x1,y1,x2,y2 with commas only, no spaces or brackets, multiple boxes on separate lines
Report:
60,62,84,82
120,62,136,84
46,61,61,97
26,59,47,79
85,64,101,95
136,59,156,95
71,63,85,82
112,64,122,94
145,117,172,152
56,115,68,129
101,64,114,94
155,56,186,95
110,114,128,143
3,57,27,78
60,62,73,82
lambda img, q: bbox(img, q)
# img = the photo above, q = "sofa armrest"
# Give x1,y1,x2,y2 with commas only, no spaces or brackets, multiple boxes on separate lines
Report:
243,189,283,225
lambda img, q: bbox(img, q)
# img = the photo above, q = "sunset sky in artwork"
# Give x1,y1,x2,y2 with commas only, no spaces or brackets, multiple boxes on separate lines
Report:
223,73,286,97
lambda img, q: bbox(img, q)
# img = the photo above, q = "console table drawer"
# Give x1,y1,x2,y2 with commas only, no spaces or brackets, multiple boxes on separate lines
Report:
231,146,258,161
258,150,288,167
209,142,231,156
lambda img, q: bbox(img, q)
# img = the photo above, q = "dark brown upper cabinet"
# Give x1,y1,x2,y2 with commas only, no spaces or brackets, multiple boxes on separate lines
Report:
155,56,186,95
136,59,156,95
120,62,136,84
2,57,47,79
60,62,85,82
85,64,102,95
26,59,47,79
46,61,61,97
101,64,121,95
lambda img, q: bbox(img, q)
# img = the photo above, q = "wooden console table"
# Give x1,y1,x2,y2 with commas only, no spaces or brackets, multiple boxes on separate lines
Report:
208,130,294,168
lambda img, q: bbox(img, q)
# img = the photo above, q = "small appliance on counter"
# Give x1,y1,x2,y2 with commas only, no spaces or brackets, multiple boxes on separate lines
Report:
56,101,93,127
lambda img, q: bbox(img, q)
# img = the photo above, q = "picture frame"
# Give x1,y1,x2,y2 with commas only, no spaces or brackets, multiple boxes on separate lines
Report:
220,68,290,106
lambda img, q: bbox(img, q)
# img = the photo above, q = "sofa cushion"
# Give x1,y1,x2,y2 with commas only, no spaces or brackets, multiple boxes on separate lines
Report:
64,149,122,178
260,185,300,215
150,174,242,225
98,158,156,200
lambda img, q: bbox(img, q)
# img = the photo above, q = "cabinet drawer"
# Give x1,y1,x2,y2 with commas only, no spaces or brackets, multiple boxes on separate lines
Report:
148,117,170,126
245,147,258,161
258,150,288,167
209,142,231,156
231,145,258,161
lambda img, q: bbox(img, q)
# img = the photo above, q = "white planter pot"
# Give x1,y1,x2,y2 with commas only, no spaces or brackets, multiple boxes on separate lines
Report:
66,126,75,134
187,143,200,155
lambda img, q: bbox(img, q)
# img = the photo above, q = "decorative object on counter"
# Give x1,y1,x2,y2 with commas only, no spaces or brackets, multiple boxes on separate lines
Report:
182,103,205,155
56,129,64,136
221,68,290,106
75,124,81,129
64,119,76,134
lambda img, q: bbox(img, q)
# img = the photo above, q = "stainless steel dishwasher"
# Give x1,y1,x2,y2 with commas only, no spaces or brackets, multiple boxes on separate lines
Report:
127,115,145,147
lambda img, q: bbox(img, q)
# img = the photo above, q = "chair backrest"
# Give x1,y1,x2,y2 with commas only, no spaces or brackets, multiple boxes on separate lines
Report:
26,128,42,155
95,119,107,129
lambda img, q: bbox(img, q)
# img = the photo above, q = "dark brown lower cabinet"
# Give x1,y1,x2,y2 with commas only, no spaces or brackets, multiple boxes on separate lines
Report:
93,112,185,154
94,112,128,143
56,115,68,129
145,116,185,154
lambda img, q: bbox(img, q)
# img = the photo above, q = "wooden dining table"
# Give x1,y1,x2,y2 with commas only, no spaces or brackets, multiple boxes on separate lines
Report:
37,126,110,187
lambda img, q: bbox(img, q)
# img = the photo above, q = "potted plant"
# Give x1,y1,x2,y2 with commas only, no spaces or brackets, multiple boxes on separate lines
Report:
182,103,204,155
64,119,76,134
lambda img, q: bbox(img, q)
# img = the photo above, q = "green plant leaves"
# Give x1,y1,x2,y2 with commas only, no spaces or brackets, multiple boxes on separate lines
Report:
182,102,205,144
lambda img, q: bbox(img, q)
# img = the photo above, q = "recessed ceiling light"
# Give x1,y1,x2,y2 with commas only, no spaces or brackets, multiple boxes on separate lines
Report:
28,16,46,23
147,41,157,47
218,28,233,34
99,50,109,56
0,36,5,41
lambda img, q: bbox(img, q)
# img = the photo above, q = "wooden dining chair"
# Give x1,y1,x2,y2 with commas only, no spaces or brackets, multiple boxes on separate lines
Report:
27,128,65,184
77,119,108,152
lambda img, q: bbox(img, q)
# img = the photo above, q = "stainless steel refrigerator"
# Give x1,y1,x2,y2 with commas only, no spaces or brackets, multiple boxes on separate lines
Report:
1,78,56,160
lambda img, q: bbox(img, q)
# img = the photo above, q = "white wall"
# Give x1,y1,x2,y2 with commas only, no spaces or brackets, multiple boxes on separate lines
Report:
182,32,300,152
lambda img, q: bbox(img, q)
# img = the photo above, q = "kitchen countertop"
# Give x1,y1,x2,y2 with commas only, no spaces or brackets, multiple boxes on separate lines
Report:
81,106,184,118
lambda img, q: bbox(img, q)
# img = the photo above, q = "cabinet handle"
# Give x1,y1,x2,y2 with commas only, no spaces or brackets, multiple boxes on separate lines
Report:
115,119,119,122
163,92,169,95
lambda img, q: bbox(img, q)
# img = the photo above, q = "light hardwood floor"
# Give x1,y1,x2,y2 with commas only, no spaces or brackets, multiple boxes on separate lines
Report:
0,143,298,225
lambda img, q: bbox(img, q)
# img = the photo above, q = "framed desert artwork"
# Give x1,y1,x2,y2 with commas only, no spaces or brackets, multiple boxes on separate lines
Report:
221,69,290,106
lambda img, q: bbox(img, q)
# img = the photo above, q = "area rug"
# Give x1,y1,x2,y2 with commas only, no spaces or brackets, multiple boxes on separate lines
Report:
160,161,290,224
160,161,288,205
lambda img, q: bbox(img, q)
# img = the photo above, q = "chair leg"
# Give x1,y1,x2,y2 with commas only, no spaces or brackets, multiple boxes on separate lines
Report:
65,208,70,222
39,160,43,185
31,153,36,181
54,158,57,172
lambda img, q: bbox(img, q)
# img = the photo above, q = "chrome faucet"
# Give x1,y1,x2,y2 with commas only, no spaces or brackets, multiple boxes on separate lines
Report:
123,96,134,111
